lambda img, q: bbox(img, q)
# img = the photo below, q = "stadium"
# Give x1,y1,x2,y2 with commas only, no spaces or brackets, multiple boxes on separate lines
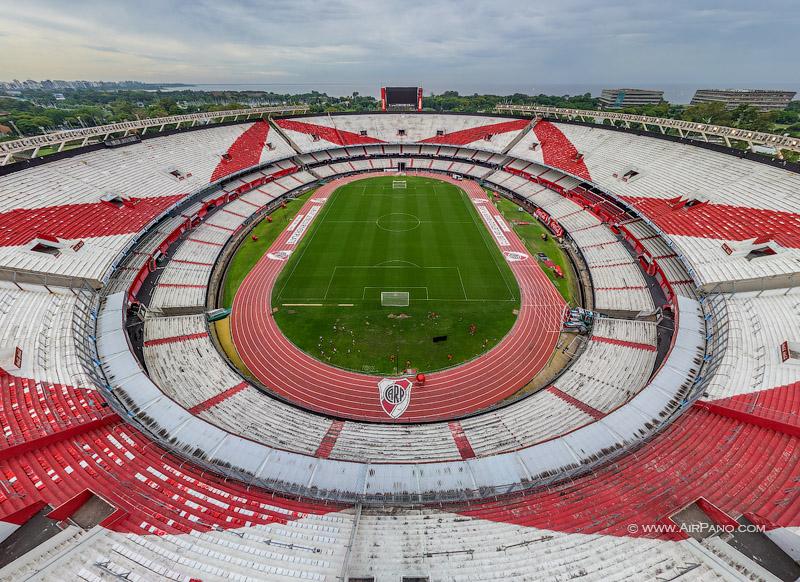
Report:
0,95,799,581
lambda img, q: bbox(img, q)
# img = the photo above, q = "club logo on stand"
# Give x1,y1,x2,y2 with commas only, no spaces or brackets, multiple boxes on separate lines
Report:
377,377,413,419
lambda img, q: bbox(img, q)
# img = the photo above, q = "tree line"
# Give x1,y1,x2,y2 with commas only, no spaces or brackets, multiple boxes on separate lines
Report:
1,88,798,142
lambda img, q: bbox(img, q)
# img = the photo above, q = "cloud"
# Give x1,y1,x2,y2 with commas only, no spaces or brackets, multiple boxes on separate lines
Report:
0,0,797,96
82,44,187,63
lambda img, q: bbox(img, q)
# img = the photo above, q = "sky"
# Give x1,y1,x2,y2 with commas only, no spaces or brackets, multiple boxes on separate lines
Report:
0,0,798,96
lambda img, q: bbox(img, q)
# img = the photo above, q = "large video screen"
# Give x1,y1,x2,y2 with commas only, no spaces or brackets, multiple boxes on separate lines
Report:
385,87,419,106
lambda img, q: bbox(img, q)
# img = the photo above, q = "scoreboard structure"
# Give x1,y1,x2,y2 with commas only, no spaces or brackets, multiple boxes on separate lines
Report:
381,86,423,111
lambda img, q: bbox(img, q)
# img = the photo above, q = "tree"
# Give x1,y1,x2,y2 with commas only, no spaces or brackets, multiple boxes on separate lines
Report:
621,103,671,117
681,101,731,125
110,98,135,121
12,115,54,135
729,105,773,133
773,109,799,125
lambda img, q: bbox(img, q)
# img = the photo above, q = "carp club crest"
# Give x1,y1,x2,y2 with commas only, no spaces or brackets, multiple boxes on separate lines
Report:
377,377,413,419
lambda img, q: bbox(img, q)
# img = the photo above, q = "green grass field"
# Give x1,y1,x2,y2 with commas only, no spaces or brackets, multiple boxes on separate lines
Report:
271,176,521,374
494,196,580,304
222,191,313,307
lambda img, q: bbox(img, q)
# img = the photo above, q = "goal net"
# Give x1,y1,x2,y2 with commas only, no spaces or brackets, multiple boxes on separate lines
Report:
381,291,410,307
392,180,407,189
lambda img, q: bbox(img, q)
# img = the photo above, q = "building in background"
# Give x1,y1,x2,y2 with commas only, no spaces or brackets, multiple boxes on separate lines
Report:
690,89,797,111
599,88,664,109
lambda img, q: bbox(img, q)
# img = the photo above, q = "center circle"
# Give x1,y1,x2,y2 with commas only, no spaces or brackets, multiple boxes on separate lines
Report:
376,212,421,232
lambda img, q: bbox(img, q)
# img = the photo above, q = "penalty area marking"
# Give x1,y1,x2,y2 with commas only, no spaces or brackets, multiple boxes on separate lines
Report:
318,265,472,301
281,303,354,307
376,259,422,268
362,286,429,300
323,265,458,300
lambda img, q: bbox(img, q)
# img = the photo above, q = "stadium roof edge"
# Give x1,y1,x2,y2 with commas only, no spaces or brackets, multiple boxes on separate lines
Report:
3,108,799,177
0,105,309,165
495,104,800,154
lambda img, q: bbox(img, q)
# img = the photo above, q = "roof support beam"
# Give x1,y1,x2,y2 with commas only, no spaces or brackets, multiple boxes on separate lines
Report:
495,104,800,153
0,105,309,164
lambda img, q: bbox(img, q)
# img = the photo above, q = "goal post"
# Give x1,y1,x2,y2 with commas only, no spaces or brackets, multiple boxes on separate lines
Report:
392,180,407,189
381,291,410,307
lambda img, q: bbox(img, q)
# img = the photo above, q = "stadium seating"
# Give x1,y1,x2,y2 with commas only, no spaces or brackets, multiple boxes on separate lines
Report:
529,120,592,181
1,112,800,579
459,390,595,454
703,287,800,401
0,370,111,449
148,169,314,311
451,405,800,540
140,312,620,461
323,421,461,461
0,123,293,210
277,114,530,153
144,315,243,408
621,218,697,298
486,170,655,313
103,214,189,295
0,123,295,286
0,195,184,248
139,309,658,462
347,510,728,581
307,156,493,180
554,318,657,412
0,421,355,580
1,407,796,580
148,263,213,311
143,314,332,453
508,120,800,290
0,285,93,388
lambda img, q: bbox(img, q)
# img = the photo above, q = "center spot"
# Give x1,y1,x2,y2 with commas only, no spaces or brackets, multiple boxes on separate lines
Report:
376,213,421,232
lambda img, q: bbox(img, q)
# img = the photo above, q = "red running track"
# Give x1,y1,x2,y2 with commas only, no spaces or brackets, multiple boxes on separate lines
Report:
231,172,565,422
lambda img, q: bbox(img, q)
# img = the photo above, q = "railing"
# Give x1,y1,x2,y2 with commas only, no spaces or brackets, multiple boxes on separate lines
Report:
708,397,799,427
73,282,108,391
0,105,309,164
103,396,658,505
0,411,113,450
691,292,729,400
494,104,800,153
0,266,103,290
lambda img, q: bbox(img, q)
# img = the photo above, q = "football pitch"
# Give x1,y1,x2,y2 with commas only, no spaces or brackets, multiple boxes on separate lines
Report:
271,175,521,373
